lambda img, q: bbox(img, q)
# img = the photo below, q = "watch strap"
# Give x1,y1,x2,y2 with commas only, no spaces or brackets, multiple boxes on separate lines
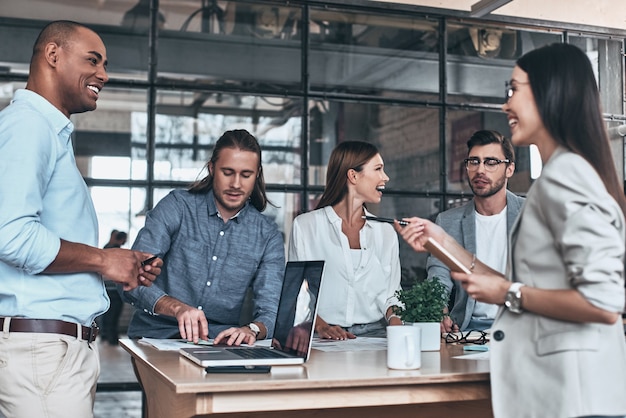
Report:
247,322,261,336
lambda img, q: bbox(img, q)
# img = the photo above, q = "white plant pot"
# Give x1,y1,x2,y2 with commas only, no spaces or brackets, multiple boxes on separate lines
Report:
412,322,441,351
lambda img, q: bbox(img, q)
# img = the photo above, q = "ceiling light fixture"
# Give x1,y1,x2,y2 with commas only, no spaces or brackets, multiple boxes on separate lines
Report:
470,0,513,18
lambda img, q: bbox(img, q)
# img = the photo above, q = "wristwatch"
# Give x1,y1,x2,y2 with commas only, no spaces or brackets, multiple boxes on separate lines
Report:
504,282,525,314
247,322,261,337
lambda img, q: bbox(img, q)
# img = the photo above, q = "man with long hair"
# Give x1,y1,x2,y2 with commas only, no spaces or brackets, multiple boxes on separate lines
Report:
123,129,285,345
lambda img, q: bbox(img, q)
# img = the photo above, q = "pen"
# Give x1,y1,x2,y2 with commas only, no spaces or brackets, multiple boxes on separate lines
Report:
362,216,409,226
141,255,158,267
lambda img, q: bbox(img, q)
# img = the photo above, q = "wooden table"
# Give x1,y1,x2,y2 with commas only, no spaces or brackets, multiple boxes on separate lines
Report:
120,338,492,418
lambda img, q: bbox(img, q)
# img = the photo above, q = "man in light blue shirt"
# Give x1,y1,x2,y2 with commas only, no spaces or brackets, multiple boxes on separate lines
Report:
0,21,159,418
124,129,285,346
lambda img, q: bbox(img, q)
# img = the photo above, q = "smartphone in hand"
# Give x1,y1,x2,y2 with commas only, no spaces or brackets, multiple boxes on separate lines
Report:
141,255,158,267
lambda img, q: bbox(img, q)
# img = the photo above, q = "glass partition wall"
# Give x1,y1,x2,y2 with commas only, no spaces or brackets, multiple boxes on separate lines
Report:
0,0,624,281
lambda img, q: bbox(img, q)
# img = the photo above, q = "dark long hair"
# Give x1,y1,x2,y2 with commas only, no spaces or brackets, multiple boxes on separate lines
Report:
189,129,270,212
316,141,379,209
517,43,626,216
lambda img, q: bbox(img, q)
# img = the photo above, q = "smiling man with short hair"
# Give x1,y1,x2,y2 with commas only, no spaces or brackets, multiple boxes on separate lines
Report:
0,21,159,418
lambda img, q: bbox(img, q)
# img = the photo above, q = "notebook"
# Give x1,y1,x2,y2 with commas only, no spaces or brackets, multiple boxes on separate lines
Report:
179,260,325,367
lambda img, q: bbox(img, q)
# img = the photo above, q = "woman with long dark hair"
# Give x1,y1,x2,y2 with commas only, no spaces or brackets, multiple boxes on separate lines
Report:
397,43,626,417
289,141,402,340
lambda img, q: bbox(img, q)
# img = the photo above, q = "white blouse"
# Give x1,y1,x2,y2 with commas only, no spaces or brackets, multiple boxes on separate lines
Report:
288,206,401,327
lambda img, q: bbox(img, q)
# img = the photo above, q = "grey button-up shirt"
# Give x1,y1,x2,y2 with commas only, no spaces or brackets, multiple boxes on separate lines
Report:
123,189,285,339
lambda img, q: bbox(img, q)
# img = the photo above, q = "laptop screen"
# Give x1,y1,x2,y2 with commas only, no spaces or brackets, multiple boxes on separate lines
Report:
270,260,324,358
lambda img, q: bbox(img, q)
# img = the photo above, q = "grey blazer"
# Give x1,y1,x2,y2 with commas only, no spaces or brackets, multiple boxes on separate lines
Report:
427,190,524,330
491,147,626,418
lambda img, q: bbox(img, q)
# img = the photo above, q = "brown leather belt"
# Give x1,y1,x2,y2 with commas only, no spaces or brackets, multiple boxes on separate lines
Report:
0,317,99,343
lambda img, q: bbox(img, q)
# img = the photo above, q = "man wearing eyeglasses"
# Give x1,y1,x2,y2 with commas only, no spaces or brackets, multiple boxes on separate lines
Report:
427,130,525,333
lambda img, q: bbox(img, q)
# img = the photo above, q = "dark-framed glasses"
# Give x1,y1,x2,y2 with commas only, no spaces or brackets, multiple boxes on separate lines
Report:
444,329,488,345
464,157,510,172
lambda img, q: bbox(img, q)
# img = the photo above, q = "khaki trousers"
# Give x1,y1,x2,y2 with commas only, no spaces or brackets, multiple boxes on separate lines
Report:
0,330,100,418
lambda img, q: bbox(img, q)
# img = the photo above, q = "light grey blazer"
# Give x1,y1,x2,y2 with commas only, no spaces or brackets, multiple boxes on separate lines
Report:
426,190,525,330
491,147,626,418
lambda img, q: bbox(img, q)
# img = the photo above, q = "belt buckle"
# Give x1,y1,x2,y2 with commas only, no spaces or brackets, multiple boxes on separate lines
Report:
87,322,99,343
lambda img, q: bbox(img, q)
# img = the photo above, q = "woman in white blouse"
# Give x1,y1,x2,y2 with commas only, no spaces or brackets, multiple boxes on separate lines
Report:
288,141,402,340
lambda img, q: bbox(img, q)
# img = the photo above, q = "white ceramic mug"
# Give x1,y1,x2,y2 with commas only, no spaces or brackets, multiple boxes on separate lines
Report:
386,325,421,370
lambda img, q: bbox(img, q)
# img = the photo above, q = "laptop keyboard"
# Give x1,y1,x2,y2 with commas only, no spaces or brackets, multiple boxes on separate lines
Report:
225,347,289,359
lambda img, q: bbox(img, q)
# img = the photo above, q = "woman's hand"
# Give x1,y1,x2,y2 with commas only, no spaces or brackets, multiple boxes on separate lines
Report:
451,271,509,305
394,217,446,253
314,316,356,340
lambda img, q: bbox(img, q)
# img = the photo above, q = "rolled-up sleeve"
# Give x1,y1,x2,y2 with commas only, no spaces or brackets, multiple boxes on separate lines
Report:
250,228,285,337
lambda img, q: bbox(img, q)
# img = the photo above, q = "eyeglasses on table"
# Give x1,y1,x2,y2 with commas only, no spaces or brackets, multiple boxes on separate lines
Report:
444,329,488,345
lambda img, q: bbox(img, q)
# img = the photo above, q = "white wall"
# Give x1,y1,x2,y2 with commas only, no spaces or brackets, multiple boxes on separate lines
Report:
374,0,626,30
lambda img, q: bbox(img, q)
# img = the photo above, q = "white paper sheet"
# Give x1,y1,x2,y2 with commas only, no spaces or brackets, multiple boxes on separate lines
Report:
138,337,271,351
311,337,387,352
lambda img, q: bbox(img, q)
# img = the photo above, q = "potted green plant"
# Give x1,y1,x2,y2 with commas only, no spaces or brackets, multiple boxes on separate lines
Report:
393,276,449,351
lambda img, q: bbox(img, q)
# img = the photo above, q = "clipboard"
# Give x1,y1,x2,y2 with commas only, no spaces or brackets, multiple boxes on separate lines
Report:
424,237,472,274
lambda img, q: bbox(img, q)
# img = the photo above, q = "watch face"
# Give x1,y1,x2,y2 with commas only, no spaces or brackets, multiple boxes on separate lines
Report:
249,323,260,334
505,291,522,313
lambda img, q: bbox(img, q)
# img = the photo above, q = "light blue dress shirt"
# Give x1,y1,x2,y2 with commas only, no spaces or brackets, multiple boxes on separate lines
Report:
0,89,107,326
124,189,285,339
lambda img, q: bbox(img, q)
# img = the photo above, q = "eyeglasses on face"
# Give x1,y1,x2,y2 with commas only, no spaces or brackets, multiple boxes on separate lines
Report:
444,329,488,345
464,157,510,172
505,80,530,102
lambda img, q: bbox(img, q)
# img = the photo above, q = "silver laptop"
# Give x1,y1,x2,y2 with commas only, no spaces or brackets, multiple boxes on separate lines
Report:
179,260,324,367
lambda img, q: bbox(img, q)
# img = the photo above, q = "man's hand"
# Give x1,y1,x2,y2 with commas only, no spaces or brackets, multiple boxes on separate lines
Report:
284,323,312,356
214,327,257,346
46,240,161,290
153,296,209,344
138,254,162,287
441,315,459,333
174,304,210,344
101,249,162,290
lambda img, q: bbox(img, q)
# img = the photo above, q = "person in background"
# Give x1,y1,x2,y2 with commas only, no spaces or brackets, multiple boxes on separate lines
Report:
428,130,524,333
396,43,626,418
123,129,285,346
0,21,159,418
289,141,402,340
100,230,129,345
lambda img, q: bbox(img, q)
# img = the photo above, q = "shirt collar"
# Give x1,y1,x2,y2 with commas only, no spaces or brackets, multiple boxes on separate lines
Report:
207,189,248,223
13,89,74,144
323,205,374,228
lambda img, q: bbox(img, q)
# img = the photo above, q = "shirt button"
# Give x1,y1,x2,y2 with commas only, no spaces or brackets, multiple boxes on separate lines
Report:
198,306,203,310
206,281,211,286
219,231,224,236
212,256,217,261
493,330,505,341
